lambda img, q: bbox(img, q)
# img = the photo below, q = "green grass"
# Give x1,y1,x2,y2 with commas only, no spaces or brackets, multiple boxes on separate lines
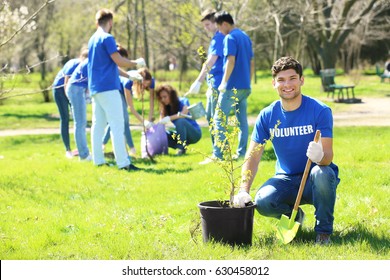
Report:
0,71,389,260
0,126,389,260
2,72,389,130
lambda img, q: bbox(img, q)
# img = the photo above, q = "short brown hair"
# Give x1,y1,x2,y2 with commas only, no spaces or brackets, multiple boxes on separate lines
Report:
271,56,303,78
95,9,113,26
201,8,216,22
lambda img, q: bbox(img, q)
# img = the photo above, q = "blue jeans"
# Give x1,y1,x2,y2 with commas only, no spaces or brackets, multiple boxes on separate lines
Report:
102,94,134,149
91,90,130,168
212,89,250,159
53,86,71,151
205,87,219,147
167,118,202,150
255,164,340,234
67,84,90,159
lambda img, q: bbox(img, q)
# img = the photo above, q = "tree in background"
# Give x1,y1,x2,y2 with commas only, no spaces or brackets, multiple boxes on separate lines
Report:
304,0,389,73
2,0,390,103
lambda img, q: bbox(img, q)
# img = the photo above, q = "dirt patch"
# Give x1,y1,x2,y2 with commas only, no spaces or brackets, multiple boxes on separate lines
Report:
332,97,390,126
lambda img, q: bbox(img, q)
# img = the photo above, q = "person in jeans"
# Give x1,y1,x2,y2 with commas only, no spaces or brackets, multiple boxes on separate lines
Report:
210,11,254,162
187,8,224,155
52,48,88,158
102,48,156,156
235,57,340,245
88,8,145,170
156,85,201,156
66,55,91,161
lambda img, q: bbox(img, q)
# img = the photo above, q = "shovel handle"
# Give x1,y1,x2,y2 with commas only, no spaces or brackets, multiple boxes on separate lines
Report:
293,130,321,211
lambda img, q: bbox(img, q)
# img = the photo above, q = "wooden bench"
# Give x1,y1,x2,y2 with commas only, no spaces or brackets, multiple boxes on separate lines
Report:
320,69,361,103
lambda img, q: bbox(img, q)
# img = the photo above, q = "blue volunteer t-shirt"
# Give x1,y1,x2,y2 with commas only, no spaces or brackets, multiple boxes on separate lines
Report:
53,58,80,87
172,98,201,132
119,76,131,95
252,95,337,175
207,31,224,88
223,28,253,90
69,59,88,88
88,28,121,96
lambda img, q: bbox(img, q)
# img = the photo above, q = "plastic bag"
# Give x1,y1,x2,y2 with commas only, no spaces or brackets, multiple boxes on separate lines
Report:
141,123,168,158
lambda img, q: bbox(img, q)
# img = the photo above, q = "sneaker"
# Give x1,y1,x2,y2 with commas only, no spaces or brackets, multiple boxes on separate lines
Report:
80,154,92,161
176,149,186,156
129,147,137,156
65,151,73,159
315,233,332,245
295,207,306,225
232,154,244,160
199,156,217,165
120,164,141,171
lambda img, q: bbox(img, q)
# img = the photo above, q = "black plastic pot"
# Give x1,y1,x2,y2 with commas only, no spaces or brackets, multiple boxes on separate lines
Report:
198,200,256,246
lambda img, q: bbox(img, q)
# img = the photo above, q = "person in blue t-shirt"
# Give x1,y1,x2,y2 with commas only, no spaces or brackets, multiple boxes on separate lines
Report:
88,9,146,171
187,9,224,153
52,47,88,159
67,55,91,161
156,85,201,156
235,57,340,245
209,11,254,162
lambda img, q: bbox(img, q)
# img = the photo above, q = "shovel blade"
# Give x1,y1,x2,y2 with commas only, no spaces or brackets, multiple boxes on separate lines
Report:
275,212,301,244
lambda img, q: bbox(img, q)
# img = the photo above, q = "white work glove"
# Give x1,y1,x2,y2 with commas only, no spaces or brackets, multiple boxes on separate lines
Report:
188,81,202,94
233,191,252,208
306,136,324,164
134,58,146,69
159,116,170,125
127,70,143,81
218,81,227,93
143,120,153,129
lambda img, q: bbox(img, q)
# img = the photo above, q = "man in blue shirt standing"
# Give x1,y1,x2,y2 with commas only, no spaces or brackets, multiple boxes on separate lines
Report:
235,57,340,245
210,11,254,162
88,8,145,170
187,9,224,155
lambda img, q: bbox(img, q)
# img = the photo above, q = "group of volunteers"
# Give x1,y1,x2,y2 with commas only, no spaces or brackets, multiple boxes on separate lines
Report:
52,8,340,245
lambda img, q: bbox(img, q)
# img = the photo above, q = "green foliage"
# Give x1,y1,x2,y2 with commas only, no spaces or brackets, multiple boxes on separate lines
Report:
0,126,389,259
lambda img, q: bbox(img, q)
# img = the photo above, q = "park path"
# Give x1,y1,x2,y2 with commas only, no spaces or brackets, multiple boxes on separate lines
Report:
0,97,389,137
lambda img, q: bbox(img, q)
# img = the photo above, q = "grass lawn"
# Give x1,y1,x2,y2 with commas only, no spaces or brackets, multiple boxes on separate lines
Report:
1,71,388,130
0,71,389,260
0,126,389,260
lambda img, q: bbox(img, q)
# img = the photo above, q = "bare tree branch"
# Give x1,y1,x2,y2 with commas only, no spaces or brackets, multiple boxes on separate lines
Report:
0,0,57,49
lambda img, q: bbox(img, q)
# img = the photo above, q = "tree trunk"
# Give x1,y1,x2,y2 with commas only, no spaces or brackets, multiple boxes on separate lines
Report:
321,42,338,69
179,52,188,91
126,0,132,55
141,0,149,66
132,0,139,58
306,44,321,75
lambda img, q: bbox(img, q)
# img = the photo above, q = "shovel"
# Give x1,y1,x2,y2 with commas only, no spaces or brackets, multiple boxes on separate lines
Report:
275,129,321,244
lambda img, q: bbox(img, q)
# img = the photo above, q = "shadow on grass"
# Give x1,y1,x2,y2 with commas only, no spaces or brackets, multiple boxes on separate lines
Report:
292,222,389,253
336,222,390,252
2,112,59,122
104,152,193,174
